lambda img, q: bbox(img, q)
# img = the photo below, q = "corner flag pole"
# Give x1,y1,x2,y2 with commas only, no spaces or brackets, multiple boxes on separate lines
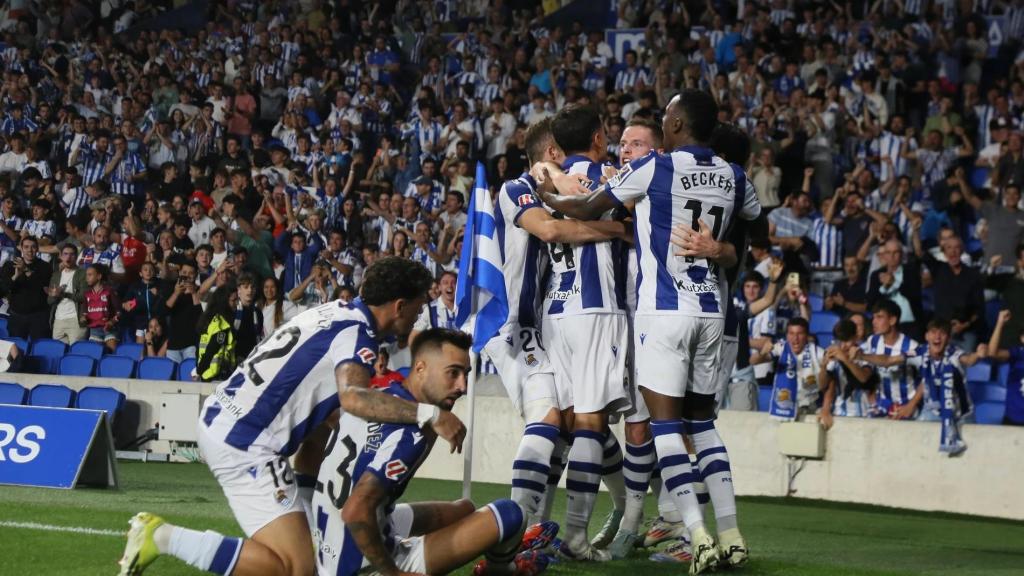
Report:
461,351,478,500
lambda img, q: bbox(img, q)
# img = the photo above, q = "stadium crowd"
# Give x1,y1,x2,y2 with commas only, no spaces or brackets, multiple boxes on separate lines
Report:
0,0,1021,427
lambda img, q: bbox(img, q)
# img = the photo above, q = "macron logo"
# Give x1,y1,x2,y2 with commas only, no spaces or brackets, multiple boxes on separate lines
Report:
639,333,646,345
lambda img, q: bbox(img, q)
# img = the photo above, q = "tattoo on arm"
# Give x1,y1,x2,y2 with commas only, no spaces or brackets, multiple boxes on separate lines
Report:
344,477,400,576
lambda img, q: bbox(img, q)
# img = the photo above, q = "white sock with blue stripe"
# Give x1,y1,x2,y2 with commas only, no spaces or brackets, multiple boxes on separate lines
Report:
601,430,626,512
650,420,704,531
565,429,603,549
511,422,558,516
622,440,655,533
538,434,569,522
685,418,737,534
160,524,242,575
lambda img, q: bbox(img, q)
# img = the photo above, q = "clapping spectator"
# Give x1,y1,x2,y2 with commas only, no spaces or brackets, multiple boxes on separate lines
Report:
0,236,52,339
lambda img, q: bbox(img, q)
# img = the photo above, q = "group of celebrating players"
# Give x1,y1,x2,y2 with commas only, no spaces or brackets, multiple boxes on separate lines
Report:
116,88,761,576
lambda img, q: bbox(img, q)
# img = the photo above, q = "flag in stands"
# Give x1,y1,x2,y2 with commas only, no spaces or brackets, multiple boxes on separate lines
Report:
454,162,508,352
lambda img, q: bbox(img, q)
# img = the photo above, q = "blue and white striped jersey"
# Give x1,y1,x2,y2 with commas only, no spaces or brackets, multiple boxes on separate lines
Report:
494,173,548,328
811,217,842,268
543,155,626,318
861,333,920,405
201,299,381,457
313,383,434,576
906,345,972,418
605,146,760,317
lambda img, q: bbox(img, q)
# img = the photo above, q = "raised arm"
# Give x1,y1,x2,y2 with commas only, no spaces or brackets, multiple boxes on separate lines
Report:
987,309,1012,362
335,362,466,453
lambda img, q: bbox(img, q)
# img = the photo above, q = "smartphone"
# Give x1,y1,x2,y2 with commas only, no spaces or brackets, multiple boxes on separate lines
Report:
785,272,800,288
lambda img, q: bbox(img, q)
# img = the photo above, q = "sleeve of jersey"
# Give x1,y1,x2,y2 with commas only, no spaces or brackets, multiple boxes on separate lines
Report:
741,179,762,221
412,305,431,332
329,323,379,372
364,426,426,488
603,152,656,206
505,176,543,226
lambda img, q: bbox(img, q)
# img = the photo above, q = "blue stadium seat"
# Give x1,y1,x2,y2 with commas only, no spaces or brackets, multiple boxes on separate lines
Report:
30,339,68,373
815,332,833,348
115,342,144,360
970,382,1007,404
0,382,27,405
966,361,991,383
29,384,75,408
177,358,197,381
98,355,135,379
997,362,1010,386
0,316,7,338
969,166,990,190
70,340,105,360
809,312,840,335
137,357,176,380
757,386,773,412
808,294,824,312
23,355,52,374
76,386,126,421
59,354,96,377
974,401,1005,425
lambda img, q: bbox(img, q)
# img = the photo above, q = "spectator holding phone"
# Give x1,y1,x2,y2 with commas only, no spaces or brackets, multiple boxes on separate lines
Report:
163,260,202,363
0,236,52,339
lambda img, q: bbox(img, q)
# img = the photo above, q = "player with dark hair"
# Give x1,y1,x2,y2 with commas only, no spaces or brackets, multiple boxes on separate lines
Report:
313,328,553,576
534,90,760,573
118,258,468,576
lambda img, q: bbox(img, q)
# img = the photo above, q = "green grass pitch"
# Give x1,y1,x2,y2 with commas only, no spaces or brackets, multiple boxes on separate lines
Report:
1,462,1023,575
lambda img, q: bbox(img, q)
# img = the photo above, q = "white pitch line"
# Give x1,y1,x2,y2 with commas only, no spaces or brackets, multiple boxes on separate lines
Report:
0,520,123,537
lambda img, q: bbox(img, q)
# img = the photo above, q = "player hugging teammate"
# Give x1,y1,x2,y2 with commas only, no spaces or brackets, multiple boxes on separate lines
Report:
118,89,761,576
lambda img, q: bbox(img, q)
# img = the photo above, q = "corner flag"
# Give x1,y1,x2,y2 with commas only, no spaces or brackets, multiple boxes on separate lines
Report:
454,162,508,351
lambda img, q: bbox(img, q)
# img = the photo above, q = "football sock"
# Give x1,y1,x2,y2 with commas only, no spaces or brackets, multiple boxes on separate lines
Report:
538,434,569,522
156,524,242,575
685,418,738,535
649,466,683,523
692,460,710,514
486,499,527,569
650,420,704,531
511,423,559,517
564,429,603,549
622,440,655,533
601,429,626,512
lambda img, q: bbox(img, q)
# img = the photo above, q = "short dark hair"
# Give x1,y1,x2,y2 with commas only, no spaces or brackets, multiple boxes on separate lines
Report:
871,298,901,321
625,117,664,148
743,271,765,287
709,122,751,166
525,118,555,164
926,318,951,335
360,257,434,306
788,317,810,332
550,104,602,156
833,319,857,342
411,328,472,360
673,89,718,143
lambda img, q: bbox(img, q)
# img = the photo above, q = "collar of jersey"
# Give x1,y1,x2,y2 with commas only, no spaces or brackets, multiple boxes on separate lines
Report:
561,154,594,170
350,297,378,335
672,144,715,158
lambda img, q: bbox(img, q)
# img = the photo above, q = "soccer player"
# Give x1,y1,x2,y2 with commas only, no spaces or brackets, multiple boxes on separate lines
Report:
536,90,760,574
313,329,551,576
118,258,468,576
541,104,631,562
487,117,628,529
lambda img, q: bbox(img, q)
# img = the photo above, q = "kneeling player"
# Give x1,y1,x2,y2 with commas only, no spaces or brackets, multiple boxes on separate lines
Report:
315,329,551,576
118,258,466,576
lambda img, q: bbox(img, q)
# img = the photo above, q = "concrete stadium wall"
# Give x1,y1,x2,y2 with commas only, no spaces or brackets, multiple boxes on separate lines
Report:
4,373,1022,520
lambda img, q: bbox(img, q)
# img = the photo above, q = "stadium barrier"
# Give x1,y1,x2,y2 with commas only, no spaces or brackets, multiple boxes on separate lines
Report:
1,373,1021,521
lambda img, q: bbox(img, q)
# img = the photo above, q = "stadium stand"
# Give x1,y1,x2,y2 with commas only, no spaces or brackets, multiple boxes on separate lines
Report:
75,386,126,422
137,358,176,381
97,355,136,379
28,384,76,409
70,341,105,361
177,358,197,382
58,355,96,377
0,382,27,405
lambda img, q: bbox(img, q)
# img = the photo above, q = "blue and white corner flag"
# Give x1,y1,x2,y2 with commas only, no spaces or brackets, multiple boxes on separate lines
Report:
454,162,508,352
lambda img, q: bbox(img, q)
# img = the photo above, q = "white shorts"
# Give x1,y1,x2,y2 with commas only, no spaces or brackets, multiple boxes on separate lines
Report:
483,324,564,417
634,315,724,398
543,313,629,415
197,424,305,538
314,501,425,576
622,313,650,424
